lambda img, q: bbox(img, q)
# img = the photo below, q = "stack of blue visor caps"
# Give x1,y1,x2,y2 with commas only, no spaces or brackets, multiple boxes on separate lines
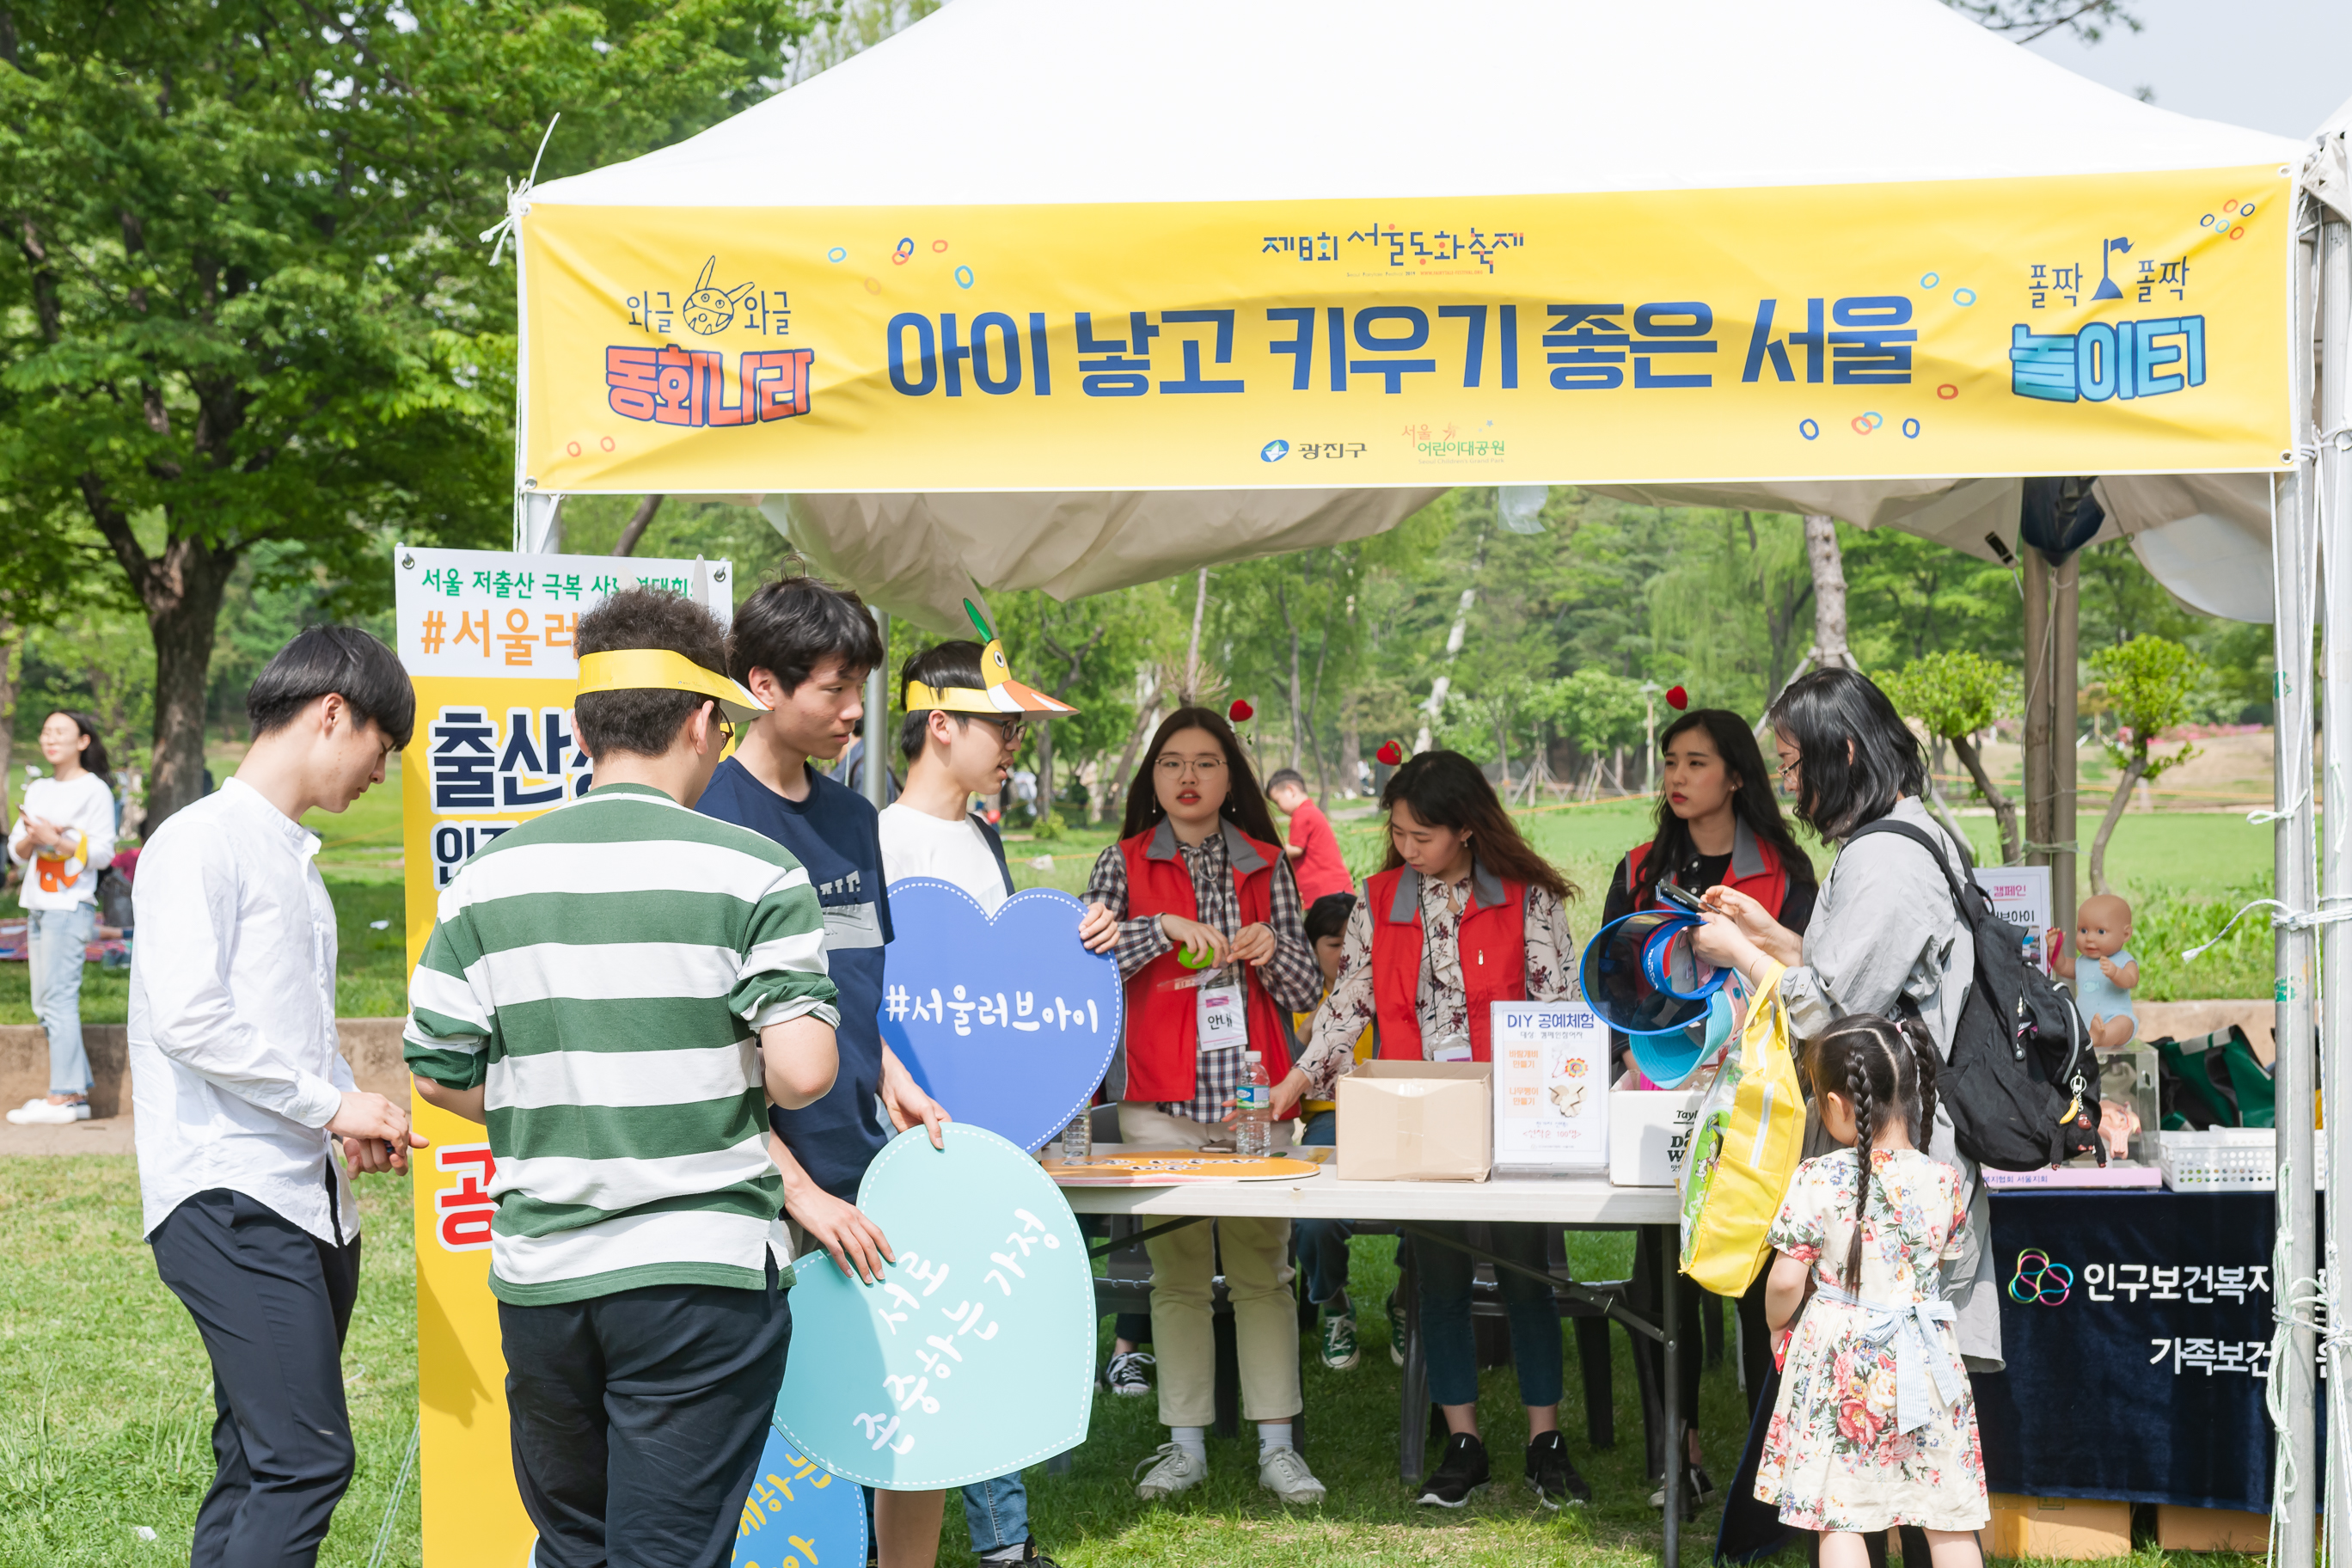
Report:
1579,910,1734,1089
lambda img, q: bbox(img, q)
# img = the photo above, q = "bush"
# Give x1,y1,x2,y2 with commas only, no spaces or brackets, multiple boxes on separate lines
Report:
1031,808,1066,842
2133,879,2275,1003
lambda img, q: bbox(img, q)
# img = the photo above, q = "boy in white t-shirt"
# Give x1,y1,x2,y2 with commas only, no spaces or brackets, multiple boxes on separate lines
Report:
877,611,1077,914
874,609,1081,1568
9,710,119,1124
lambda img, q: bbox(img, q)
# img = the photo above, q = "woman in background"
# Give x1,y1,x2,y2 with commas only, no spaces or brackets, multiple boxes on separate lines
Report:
1600,707,1818,1510
9,711,118,1126
1277,750,1590,1511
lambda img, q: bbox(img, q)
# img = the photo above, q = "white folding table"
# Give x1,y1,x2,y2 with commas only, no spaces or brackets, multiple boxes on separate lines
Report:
1058,1151,1694,1562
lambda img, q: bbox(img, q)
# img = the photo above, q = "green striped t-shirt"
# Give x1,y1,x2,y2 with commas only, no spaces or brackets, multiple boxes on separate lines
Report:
403,782,840,1305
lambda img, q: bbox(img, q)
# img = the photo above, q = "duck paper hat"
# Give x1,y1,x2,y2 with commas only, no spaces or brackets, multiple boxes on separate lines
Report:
574,648,767,724
903,601,1079,718
1577,910,1729,1038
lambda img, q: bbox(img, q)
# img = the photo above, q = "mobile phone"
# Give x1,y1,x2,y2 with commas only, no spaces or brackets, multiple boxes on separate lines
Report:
1657,880,1706,916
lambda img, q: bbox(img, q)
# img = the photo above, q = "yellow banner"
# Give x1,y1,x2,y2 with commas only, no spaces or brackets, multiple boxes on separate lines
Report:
395,547,733,1562
518,168,2291,494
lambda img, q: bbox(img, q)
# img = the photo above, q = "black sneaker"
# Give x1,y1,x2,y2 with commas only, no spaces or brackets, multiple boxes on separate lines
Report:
1649,1462,1717,1516
1415,1431,1491,1507
981,1541,1060,1568
1525,1431,1592,1510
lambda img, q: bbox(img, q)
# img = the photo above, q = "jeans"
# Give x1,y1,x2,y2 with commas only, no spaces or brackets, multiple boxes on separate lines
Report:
1295,1111,1354,1308
1416,1222,1564,1409
28,903,95,1094
150,1185,361,1568
960,1471,1029,1554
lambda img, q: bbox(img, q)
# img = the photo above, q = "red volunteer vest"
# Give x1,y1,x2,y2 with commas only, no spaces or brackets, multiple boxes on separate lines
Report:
1118,824,1297,1103
1625,827,1791,921
1365,865,1528,1063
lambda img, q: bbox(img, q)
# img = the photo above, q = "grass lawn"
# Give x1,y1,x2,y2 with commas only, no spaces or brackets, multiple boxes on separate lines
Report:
0,1155,2258,1568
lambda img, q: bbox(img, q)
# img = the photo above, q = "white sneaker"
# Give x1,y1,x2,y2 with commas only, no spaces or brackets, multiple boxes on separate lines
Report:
1258,1445,1326,1504
1133,1442,1208,1501
6,1100,91,1125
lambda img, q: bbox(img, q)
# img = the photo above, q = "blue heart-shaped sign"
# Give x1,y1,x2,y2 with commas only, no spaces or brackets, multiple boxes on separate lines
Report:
773,1124,1093,1489
732,1426,867,1568
879,881,1122,1153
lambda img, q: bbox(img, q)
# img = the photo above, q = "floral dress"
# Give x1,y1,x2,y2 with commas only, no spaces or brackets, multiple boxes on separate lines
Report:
1755,1147,1989,1533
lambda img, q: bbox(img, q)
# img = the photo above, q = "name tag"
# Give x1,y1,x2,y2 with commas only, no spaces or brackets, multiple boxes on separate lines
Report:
1197,979,1248,1054
821,901,884,950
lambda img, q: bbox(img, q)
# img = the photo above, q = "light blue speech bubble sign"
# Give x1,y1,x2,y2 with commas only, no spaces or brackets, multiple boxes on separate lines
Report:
772,1124,1094,1489
879,881,1122,1153
732,1426,867,1568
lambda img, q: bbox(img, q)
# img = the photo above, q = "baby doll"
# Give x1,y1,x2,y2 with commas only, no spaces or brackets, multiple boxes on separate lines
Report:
2049,893,2139,1050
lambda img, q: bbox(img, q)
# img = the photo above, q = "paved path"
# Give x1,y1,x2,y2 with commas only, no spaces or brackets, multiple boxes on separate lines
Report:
0,1112,137,1155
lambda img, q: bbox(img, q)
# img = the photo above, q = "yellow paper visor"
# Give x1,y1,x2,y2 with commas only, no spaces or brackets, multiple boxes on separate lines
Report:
903,635,1078,717
575,648,767,724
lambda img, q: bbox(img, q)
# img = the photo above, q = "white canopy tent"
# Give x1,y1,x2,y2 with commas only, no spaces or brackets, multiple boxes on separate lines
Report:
510,3,2352,1559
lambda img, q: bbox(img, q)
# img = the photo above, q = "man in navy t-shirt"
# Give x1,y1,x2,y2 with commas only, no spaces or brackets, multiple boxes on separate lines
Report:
698,577,966,1568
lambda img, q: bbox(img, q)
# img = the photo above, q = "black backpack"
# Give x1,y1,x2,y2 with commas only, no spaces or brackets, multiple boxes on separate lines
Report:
1845,818,2104,1171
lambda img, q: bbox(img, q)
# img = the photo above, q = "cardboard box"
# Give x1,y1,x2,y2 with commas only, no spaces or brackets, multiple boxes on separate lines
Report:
1988,1495,2131,1560
1608,1087,1709,1186
2156,1505,2269,1553
1336,1061,1491,1181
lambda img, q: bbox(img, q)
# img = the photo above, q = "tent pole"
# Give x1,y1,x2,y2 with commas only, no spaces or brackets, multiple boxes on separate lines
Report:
2272,194,2323,1568
2022,542,2053,877
865,609,891,810
2051,554,2078,916
2316,196,2352,1565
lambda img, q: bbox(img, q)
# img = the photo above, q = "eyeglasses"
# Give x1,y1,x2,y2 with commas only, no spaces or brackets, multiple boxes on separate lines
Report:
1775,754,1802,785
1155,755,1227,778
971,715,1028,748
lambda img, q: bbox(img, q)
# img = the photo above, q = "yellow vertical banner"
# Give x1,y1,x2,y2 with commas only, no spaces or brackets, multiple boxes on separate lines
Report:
394,544,734,1564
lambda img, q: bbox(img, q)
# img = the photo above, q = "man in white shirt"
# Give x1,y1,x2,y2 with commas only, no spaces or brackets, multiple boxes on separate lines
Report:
132,627,425,1568
7,708,117,1123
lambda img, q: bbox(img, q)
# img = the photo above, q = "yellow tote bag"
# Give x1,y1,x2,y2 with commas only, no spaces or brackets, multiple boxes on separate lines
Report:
1677,961,1806,1295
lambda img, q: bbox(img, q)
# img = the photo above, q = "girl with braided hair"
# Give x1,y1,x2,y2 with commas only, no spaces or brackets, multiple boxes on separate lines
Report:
1753,1015,1988,1561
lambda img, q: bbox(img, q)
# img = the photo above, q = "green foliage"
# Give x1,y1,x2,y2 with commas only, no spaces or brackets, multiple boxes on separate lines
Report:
1839,526,2023,670
1547,668,1647,753
2134,879,2275,1004
1880,650,2018,741
1645,509,1815,714
1029,807,1067,842
2089,634,2207,783
0,0,830,808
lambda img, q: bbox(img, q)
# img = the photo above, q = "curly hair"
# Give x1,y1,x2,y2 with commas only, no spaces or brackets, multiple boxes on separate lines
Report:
573,587,731,758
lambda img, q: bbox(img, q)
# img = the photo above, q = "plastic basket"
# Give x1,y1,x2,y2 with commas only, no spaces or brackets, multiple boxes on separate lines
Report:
2153,1129,2328,1192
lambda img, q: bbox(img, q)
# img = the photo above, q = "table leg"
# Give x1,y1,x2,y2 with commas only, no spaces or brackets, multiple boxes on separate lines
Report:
1398,1240,1428,1484
1661,1228,1682,1568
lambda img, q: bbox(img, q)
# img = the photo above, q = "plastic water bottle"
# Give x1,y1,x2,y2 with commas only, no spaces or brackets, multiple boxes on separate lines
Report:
1234,1051,1273,1159
1058,1111,1093,1164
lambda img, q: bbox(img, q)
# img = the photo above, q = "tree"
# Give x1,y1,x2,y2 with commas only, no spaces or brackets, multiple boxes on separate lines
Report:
1939,0,2140,44
2085,635,2204,895
1547,668,1647,795
0,1,826,828
1883,650,2024,863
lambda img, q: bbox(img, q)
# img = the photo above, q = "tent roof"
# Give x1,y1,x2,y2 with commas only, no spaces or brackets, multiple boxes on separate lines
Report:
531,0,2300,211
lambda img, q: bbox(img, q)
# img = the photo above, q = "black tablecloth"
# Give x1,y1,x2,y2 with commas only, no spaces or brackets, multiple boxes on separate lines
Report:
1976,1189,2278,1512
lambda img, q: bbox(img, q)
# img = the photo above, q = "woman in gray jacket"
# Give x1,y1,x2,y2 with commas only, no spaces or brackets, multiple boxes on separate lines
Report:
1690,668,2000,1371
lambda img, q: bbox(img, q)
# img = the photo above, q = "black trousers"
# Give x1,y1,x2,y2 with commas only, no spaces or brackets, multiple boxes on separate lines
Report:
150,1186,362,1568
499,1259,791,1568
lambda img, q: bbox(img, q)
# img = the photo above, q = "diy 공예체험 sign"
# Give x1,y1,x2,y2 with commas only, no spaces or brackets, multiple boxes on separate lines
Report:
1491,1001,1610,1173
773,1124,1094,1489
878,880,1121,1154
